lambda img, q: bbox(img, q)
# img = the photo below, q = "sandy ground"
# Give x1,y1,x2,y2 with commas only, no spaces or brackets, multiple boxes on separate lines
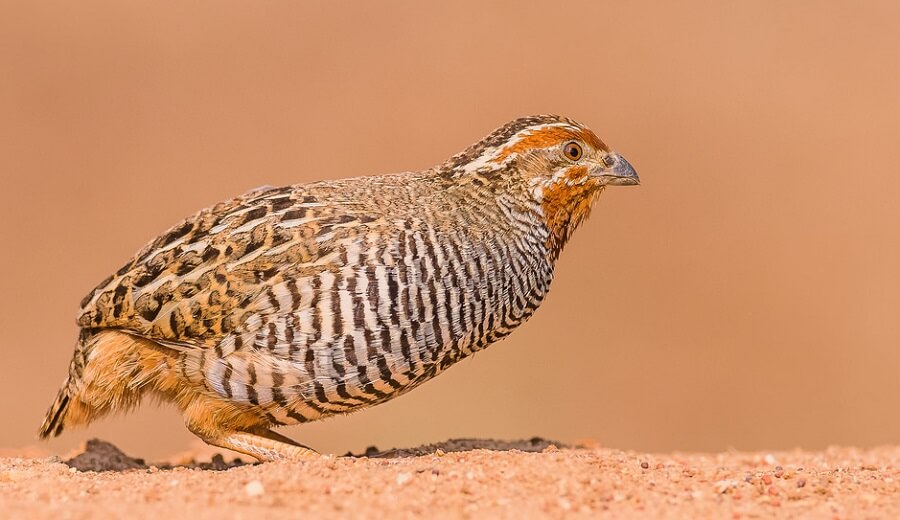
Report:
2,440,900,519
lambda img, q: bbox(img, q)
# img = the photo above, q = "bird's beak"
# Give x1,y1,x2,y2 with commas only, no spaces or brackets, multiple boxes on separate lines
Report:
592,153,640,186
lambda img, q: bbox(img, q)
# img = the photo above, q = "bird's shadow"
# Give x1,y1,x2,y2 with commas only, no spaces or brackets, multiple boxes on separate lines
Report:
63,437,568,472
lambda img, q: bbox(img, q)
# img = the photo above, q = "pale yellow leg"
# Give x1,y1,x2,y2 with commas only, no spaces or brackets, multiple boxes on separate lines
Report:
190,426,320,462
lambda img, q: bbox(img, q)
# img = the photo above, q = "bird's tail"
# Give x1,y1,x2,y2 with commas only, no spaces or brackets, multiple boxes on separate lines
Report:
39,331,92,439
39,330,174,439
39,383,73,439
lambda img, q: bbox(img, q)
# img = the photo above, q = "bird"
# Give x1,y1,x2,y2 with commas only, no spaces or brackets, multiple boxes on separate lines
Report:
38,115,639,462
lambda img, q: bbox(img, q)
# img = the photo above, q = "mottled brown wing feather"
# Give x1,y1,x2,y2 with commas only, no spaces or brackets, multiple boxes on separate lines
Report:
76,183,375,349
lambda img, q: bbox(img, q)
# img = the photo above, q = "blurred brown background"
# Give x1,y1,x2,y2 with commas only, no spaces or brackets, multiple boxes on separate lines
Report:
2,1,899,460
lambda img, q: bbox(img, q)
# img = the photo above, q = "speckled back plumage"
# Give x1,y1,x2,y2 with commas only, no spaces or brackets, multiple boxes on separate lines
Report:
40,115,639,460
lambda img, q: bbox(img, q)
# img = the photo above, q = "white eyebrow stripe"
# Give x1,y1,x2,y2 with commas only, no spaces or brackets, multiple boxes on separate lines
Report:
465,123,580,172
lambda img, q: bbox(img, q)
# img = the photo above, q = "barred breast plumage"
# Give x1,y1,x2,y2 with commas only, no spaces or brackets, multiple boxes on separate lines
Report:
39,115,639,461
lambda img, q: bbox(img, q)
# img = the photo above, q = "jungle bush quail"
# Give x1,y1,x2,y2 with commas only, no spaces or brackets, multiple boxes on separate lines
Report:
39,115,639,461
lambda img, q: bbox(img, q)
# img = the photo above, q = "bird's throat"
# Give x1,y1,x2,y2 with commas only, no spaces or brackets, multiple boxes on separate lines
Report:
540,181,603,259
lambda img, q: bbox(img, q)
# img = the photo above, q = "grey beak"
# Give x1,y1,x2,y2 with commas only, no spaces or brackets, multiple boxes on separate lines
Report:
598,153,640,186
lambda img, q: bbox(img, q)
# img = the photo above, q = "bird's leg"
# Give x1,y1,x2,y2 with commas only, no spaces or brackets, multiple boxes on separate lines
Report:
188,425,320,463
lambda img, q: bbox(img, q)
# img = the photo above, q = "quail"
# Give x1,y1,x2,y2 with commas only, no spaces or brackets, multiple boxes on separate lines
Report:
39,115,639,461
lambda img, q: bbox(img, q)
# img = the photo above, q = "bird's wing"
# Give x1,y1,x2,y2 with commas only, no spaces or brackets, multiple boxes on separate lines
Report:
77,182,383,350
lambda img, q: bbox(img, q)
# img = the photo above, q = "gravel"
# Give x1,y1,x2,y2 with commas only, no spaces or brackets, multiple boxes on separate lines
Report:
2,440,900,518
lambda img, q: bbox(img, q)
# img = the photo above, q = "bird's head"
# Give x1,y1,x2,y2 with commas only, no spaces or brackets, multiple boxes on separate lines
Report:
440,115,639,255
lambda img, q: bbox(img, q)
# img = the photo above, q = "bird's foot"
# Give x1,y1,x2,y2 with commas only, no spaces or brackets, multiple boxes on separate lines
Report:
191,426,320,463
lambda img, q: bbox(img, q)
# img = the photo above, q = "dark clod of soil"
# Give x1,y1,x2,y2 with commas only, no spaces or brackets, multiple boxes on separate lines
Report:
346,436,566,458
65,439,147,472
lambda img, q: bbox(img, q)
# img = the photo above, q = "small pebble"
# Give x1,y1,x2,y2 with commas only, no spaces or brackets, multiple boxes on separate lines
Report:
244,480,265,497
797,478,807,488
714,479,739,493
641,462,650,470
761,474,773,485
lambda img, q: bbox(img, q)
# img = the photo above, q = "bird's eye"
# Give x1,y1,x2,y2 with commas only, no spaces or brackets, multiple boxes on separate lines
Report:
562,141,583,162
